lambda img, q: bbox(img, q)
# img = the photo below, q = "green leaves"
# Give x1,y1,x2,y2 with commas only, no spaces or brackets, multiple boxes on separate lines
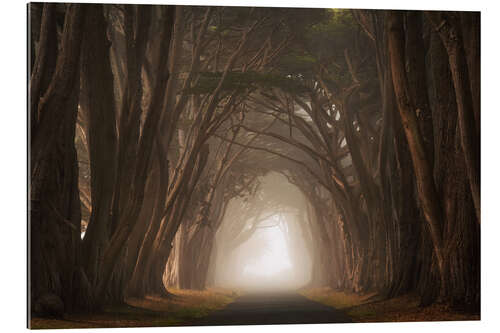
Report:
277,54,318,75
185,71,309,95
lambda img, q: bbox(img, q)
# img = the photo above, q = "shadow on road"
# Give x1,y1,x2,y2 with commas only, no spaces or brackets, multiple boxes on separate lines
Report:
191,290,353,326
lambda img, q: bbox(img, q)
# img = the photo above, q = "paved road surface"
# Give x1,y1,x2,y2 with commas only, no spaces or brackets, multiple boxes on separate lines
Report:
193,291,353,326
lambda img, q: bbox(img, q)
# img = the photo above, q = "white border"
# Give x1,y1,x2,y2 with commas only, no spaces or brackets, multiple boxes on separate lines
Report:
1,1,498,332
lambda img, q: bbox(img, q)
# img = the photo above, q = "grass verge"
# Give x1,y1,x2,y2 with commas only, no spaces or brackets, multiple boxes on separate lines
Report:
300,287,480,323
30,288,238,329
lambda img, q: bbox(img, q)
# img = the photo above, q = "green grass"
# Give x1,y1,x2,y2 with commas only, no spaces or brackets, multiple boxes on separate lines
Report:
30,288,238,329
300,287,479,323
300,287,375,309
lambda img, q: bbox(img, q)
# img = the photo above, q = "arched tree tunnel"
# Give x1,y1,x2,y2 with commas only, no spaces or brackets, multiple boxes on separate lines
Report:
29,3,480,325
208,172,313,291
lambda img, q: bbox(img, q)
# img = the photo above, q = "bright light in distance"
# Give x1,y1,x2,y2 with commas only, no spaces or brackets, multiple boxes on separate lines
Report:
213,173,314,292
223,214,311,290
241,223,292,277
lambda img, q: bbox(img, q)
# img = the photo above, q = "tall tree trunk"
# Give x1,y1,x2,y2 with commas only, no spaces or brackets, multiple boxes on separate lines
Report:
428,25,480,310
30,4,87,314
426,12,480,223
387,11,446,297
80,3,118,288
95,6,175,301
150,144,210,294
405,11,434,164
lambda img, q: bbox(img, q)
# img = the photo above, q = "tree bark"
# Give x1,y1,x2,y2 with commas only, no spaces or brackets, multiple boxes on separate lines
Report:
387,11,446,296
95,5,176,300
80,3,118,288
30,4,87,314
426,11,480,223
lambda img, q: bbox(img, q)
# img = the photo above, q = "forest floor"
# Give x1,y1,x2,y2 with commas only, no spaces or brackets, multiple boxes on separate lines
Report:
300,287,480,322
30,288,238,329
30,287,480,328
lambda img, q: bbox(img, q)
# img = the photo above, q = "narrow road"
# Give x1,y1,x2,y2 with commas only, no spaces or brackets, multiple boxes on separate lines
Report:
193,291,353,326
